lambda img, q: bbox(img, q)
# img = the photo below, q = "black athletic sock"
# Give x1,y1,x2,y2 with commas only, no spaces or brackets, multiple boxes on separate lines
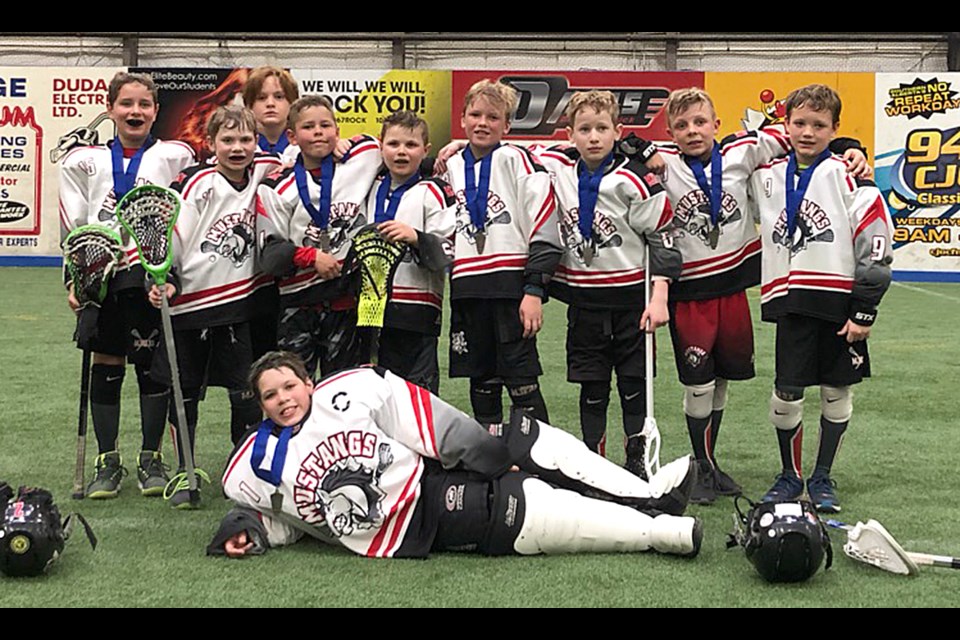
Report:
229,390,263,445
136,366,169,453
169,395,200,470
579,382,610,455
776,424,804,478
507,383,549,424
814,417,849,477
470,380,504,426
618,377,646,439
90,364,124,454
686,415,712,462
709,410,725,464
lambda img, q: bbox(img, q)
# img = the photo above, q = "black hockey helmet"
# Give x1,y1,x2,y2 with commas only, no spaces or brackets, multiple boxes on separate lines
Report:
730,498,833,584
0,487,67,578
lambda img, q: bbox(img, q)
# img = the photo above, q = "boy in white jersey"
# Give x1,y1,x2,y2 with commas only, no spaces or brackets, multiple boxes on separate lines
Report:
750,85,892,514
59,72,195,500
149,105,282,508
365,111,455,394
443,80,563,427
257,96,382,378
536,91,680,478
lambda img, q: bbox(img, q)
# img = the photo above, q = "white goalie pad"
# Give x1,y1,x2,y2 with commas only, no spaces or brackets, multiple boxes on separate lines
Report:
843,520,920,577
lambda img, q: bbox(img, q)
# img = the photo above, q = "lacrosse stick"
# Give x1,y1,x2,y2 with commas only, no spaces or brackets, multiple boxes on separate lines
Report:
347,225,408,364
63,226,124,501
115,185,200,508
828,519,960,576
640,250,663,479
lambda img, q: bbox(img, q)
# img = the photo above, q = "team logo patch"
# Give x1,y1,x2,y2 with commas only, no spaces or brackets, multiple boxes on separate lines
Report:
685,346,710,369
451,332,469,356
201,211,256,268
849,348,865,371
445,485,466,513
303,206,366,253
332,392,351,413
772,204,835,256
131,329,159,351
558,207,622,265
672,190,743,250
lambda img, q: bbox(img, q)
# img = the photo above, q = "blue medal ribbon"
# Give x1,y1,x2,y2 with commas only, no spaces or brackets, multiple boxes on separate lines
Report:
786,149,833,237
294,154,335,231
686,144,724,226
251,420,293,487
577,153,615,242
375,173,422,224
464,145,498,232
111,136,153,201
258,133,290,156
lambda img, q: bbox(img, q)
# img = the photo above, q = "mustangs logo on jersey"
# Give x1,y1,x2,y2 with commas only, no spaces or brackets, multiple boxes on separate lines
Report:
293,431,393,538
772,202,836,256
453,189,513,246
303,203,366,253
201,208,256,268
558,206,623,265
671,189,743,250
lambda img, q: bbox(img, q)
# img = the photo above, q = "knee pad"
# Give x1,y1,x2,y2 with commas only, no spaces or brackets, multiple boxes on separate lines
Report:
135,365,168,397
470,380,503,424
617,378,645,415
770,392,804,431
579,382,611,413
91,364,124,405
714,379,729,413
821,386,853,423
683,382,716,420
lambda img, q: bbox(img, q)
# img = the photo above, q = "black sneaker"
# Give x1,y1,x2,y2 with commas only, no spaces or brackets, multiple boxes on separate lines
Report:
623,435,648,481
713,466,743,497
137,451,170,498
690,461,717,506
761,473,804,504
807,473,842,514
87,452,127,500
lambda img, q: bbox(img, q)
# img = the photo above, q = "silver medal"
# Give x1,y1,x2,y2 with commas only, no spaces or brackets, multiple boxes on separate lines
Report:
475,231,487,255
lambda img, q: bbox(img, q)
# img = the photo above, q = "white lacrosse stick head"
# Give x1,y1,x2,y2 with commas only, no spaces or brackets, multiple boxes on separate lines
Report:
844,520,920,577
642,417,662,479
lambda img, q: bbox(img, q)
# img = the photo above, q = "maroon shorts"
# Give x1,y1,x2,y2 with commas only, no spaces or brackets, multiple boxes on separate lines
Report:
669,292,756,386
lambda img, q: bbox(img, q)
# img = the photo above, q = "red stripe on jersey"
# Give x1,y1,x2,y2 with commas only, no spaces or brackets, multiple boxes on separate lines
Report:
616,170,650,199
315,369,365,391
721,137,758,156
659,147,681,157
277,174,297,196
256,157,282,168
656,198,674,231
406,382,427,451
382,489,418,558
419,386,438,457
222,436,258,486
452,256,528,277
351,142,379,157
256,195,269,218
542,151,576,167
683,238,762,271
761,273,854,296
683,239,762,278
854,197,889,239
172,275,275,310
530,192,556,237
511,147,534,175
392,289,443,307
368,464,421,557
58,200,71,230
406,382,437,456
182,168,219,200
846,175,856,193
168,140,196,157
555,265,646,286
424,182,445,209
172,275,264,306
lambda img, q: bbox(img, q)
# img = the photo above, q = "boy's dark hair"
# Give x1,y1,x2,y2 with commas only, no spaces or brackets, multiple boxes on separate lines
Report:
380,110,430,145
248,351,311,401
785,84,843,125
288,95,336,131
207,105,258,140
108,72,159,106
242,66,300,109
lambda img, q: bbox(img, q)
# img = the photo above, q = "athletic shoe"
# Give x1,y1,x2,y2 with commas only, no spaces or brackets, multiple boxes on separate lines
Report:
646,457,697,516
163,469,212,511
87,452,127,500
690,460,717,506
623,435,649,481
807,473,842,514
683,517,705,559
713,466,743,497
761,473,805,504
137,451,170,498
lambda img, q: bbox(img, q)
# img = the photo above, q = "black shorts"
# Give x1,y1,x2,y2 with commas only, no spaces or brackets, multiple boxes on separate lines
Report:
87,288,162,368
566,306,647,383
378,328,440,395
775,315,871,389
669,292,756,386
249,284,280,360
151,322,254,391
278,305,366,379
449,299,542,383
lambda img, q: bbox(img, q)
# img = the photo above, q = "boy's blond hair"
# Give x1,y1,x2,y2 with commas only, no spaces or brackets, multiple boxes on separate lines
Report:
207,105,258,140
665,88,717,126
462,79,519,122
381,110,430,145
243,66,300,109
785,84,842,125
288,95,336,130
108,72,159,106
566,91,620,127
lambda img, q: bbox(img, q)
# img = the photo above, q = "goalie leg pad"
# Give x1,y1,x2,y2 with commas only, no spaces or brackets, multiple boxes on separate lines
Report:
683,382,716,420
770,392,804,431
512,478,700,557
820,386,853,424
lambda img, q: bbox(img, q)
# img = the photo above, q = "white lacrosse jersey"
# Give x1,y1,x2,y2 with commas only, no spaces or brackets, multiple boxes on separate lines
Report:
167,153,283,330
58,139,196,289
443,145,562,300
364,174,456,336
751,155,894,325
257,136,382,308
656,127,791,302
222,367,512,559
537,147,678,310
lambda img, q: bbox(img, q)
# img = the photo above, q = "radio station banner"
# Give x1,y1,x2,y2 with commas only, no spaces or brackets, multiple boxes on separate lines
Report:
451,71,704,143
875,73,960,281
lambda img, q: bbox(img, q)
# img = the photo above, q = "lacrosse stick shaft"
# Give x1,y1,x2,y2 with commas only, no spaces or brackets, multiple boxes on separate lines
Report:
643,250,661,478
160,296,200,505
72,349,92,500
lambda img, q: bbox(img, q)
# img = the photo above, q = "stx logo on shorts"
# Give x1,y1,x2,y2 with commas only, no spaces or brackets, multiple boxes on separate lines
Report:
502,76,669,136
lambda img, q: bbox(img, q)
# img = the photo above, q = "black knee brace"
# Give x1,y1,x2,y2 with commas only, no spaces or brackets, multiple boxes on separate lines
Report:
470,380,504,425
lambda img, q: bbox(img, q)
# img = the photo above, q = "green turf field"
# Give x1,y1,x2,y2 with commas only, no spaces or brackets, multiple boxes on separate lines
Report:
0,267,957,607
